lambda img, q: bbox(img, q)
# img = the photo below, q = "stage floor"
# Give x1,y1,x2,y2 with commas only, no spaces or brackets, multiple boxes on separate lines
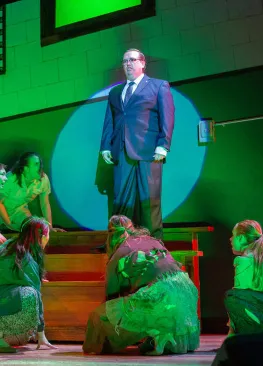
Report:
1,335,224,365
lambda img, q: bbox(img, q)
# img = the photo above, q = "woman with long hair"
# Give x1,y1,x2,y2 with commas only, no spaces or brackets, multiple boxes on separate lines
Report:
83,215,199,355
0,216,57,352
0,152,64,232
225,220,263,335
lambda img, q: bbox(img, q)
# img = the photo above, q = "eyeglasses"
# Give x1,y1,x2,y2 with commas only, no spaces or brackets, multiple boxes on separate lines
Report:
122,57,141,65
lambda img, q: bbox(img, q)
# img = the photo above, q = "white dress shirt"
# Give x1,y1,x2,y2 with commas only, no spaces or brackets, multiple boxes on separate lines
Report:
121,73,145,102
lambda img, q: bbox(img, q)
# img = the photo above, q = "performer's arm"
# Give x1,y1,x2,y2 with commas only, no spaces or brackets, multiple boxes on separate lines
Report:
39,193,65,232
100,101,113,152
39,193,52,227
0,201,11,227
0,175,12,227
156,81,175,151
100,100,114,164
0,232,7,244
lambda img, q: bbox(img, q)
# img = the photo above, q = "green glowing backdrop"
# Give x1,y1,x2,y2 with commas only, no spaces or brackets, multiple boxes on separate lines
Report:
56,0,142,28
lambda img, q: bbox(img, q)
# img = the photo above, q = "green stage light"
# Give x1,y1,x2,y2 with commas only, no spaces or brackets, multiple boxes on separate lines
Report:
56,0,141,28
41,0,155,46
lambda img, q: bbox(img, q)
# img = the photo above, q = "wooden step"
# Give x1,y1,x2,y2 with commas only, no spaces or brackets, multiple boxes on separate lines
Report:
42,250,202,341
42,281,105,341
4,231,108,254
45,253,107,281
45,253,107,272
5,231,197,253
45,252,200,278
44,326,86,342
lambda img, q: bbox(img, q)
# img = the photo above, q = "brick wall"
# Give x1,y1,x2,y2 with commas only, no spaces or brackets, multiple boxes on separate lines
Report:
0,0,262,118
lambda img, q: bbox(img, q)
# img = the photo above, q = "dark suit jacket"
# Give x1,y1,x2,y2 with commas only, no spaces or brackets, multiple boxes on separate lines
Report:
100,75,175,161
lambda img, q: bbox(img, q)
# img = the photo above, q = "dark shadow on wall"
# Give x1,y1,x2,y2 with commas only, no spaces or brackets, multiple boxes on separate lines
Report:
0,139,45,168
199,222,234,334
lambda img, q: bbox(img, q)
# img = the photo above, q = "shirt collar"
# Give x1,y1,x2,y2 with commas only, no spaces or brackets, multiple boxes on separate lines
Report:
126,73,145,86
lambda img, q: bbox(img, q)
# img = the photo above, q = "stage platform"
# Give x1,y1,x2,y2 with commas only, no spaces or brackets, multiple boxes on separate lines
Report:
0,335,223,365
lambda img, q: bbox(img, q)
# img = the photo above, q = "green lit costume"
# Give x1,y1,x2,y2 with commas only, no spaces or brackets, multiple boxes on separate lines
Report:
0,240,44,345
0,172,51,231
225,253,263,334
83,236,199,355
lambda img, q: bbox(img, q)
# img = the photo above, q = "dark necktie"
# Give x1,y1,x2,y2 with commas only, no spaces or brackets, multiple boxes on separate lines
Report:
123,81,135,106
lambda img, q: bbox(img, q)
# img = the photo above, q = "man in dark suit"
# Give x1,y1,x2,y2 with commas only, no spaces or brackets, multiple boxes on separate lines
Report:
100,48,175,239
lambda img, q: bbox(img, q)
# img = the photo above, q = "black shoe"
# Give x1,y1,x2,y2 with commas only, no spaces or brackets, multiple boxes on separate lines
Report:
138,337,155,354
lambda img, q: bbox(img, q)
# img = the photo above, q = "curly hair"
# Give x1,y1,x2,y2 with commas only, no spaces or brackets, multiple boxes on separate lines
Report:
106,215,150,257
234,220,263,289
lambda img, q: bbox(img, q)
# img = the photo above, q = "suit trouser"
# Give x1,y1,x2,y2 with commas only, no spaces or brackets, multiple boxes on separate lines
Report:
112,149,163,239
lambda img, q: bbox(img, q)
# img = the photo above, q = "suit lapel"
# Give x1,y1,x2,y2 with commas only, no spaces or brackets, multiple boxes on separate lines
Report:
111,83,126,111
119,83,126,110
125,75,151,108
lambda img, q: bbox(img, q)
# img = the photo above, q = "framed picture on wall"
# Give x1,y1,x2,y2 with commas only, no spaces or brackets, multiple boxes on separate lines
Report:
40,0,156,46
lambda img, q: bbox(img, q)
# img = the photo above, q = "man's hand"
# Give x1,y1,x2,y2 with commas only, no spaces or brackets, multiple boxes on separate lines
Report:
0,233,6,244
153,153,165,162
102,151,114,164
